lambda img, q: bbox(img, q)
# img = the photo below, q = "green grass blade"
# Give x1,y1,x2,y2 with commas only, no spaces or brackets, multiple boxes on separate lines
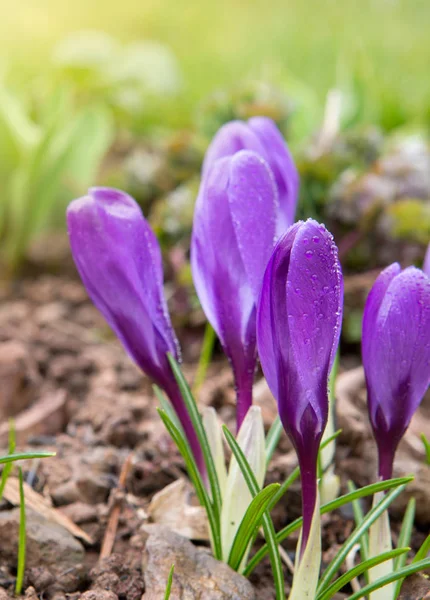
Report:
192,323,216,395
393,498,416,599
0,452,56,465
395,498,415,569
347,481,369,563
347,559,430,600
223,425,285,598
154,385,184,434
420,433,430,465
413,533,430,563
158,408,222,559
0,420,17,500
15,468,26,595
265,417,283,465
244,475,413,576
317,483,408,593
228,483,280,571
167,354,222,524
316,548,409,600
164,564,174,600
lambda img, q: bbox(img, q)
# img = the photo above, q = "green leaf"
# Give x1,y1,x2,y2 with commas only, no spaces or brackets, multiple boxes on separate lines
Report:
265,416,283,465
316,548,409,600
167,354,222,526
157,408,222,559
222,425,285,599
228,483,280,571
420,433,430,465
244,475,413,576
0,420,17,500
347,481,369,563
317,483,408,593
393,498,416,599
0,452,55,465
192,323,216,395
163,564,174,600
346,559,430,600
413,533,430,563
15,468,26,595
154,385,184,435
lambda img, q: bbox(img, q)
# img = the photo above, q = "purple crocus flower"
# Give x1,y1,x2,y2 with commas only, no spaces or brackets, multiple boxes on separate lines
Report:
67,187,204,472
203,117,299,234
191,150,278,429
257,219,343,552
362,263,430,480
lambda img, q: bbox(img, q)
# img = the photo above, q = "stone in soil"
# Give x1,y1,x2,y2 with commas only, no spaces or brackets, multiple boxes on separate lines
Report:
142,525,255,599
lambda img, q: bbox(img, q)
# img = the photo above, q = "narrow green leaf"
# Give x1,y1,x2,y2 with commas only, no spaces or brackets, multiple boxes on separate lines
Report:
15,468,26,595
228,483,280,571
0,452,56,465
395,498,415,568
316,548,409,600
347,481,369,563
317,483,408,593
393,498,416,599
413,533,430,563
347,559,430,600
164,564,174,600
192,323,216,395
420,433,430,465
0,420,17,500
154,385,184,434
265,416,283,465
244,475,413,576
157,408,222,559
222,425,285,599
167,354,222,525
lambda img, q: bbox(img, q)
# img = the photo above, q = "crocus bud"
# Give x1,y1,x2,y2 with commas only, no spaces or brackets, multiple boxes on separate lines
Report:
67,187,203,471
257,219,343,554
191,150,278,429
203,117,299,234
423,243,430,277
362,263,430,480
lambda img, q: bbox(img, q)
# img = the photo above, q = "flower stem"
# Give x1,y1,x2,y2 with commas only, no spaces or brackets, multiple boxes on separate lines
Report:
235,370,255,432
298,453,318,557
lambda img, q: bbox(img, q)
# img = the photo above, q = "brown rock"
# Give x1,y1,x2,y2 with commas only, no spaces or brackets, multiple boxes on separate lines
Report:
142,525,255,599
80,591,118,600
0,509,85,587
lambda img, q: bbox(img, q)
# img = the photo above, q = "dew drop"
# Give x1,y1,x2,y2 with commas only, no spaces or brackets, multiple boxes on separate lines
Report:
311,274,318,281
305,250,313,259
303,237,309,245
312,236,320,244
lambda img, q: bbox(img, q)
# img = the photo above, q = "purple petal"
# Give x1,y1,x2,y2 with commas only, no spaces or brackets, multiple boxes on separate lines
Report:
257,218,343,551
249,116,299,231
191,152,277,427
202,121,266,178
67,187,179,387
258,219,343,434
363,266,430,458
203,118,299,235
228,151,278,302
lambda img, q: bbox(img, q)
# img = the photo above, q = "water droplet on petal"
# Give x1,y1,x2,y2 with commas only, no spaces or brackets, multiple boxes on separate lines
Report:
305,250,313,259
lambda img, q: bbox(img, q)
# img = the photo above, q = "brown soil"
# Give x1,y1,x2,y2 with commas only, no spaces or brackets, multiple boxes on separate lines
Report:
0,270,428,599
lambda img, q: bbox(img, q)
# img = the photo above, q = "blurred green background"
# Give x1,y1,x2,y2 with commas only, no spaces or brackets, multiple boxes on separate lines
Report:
3,0,430,128
0,0,429,279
